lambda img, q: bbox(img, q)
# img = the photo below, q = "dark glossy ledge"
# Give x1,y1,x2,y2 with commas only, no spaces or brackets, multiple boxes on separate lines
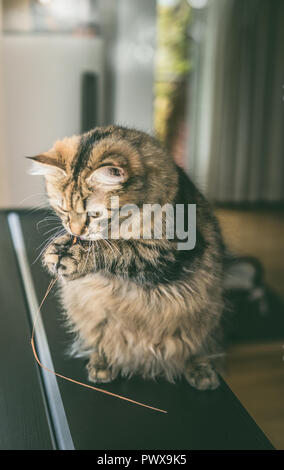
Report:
0,213,54,449
2,209,275,450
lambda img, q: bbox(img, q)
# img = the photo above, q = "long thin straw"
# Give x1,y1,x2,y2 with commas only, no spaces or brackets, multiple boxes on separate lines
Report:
31,277,167,414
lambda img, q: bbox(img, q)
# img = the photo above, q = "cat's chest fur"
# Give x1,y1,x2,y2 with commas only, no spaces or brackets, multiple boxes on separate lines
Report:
60,272,193,379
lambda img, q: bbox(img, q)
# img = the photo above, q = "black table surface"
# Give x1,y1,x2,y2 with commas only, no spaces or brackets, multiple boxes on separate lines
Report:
0,209,274,450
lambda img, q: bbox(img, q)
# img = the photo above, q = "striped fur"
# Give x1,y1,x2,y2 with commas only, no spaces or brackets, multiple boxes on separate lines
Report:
32,126,225,389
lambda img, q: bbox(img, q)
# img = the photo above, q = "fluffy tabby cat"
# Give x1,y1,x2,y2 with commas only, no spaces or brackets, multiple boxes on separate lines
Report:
29,125,224,390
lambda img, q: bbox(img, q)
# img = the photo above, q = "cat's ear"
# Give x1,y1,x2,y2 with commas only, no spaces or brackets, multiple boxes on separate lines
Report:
87,166,127,187
27,153,66,176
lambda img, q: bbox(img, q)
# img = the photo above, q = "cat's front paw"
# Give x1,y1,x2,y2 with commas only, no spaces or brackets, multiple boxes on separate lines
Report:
86,352,115,383
43,235,81,279
185,363,220,391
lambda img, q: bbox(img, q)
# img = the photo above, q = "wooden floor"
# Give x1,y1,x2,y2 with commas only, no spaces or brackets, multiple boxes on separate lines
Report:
216,208,284,449
225,341,284,449
216,208,284,299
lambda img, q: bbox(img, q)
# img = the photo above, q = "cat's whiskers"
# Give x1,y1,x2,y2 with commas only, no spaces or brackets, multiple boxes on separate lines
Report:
107,239,122,256
33,228,66,264
27,204,50,215
36,216,60,230
100,237,116,257
43,225,64,236
92,241,97,270
81,241,93,273
96,234,121,257
36,230,61,251
18,193,47,207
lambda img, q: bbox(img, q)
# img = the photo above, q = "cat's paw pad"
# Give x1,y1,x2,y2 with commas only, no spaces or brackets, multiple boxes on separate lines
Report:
185,363,220,391
88,367,113,383
43,237,69,272
56,255,77,278
44,252,60,274
44,245,61,275
43,241,78,278
87,357,114,384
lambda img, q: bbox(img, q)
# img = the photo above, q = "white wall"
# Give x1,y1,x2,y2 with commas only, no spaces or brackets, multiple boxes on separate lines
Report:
1,35,104,208
0,0,157,208
2,0,32,32
112,0,156,134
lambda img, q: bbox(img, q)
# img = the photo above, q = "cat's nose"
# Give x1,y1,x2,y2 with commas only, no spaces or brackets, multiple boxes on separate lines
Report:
70,224,85,236
69,214,87,236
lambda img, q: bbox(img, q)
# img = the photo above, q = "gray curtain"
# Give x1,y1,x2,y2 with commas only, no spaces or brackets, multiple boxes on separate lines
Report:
207,0,284,203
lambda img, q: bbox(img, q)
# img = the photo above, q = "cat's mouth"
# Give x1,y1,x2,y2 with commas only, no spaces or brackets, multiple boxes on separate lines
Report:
64,217,111,241
64,226,90,241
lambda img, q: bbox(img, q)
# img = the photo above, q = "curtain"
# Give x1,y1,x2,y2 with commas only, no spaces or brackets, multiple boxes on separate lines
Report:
189,0,284,203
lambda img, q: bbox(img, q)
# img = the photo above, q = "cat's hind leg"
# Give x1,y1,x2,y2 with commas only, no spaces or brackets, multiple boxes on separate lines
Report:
185,361,220,391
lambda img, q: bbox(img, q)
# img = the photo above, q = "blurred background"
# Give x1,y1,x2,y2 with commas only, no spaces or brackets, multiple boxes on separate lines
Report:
0,0,283,448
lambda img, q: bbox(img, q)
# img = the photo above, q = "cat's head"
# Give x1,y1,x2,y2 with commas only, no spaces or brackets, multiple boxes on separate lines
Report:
29,126,178,240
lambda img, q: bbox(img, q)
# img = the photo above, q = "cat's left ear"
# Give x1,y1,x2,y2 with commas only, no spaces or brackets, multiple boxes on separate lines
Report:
27,152,66,176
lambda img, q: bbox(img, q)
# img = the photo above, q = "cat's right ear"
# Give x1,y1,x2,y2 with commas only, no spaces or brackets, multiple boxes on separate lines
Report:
27,153,66,177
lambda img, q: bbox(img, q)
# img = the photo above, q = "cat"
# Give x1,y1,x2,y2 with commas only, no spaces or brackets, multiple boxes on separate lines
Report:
29,125,225,390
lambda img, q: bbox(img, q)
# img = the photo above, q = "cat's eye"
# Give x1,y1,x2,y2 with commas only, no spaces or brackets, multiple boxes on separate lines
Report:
89,165,126,186
87,211,102,218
